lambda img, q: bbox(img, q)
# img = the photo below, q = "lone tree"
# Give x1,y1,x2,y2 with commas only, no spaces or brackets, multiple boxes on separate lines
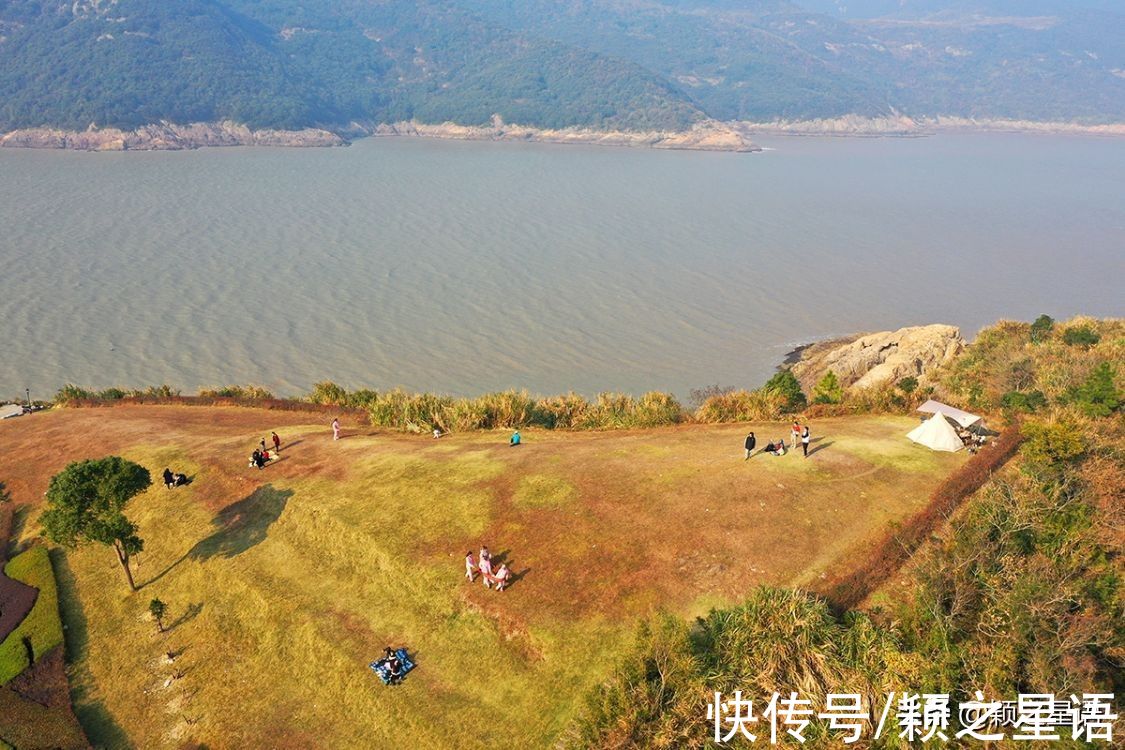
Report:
1029,314,1054,343
149,598,167,632
40,457,150,591
812,370,844,405
763,370,807,411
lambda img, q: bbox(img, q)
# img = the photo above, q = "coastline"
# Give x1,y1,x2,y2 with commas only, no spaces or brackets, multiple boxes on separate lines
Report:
4,114,1123,154
0,118,761,153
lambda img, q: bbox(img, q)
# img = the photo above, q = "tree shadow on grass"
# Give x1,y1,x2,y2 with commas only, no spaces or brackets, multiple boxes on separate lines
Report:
166,602,204,632
142,485,293,588
50,548,132,749
188,485,292,561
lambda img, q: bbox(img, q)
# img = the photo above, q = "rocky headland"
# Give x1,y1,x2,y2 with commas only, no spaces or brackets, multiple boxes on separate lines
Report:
791,324,965,392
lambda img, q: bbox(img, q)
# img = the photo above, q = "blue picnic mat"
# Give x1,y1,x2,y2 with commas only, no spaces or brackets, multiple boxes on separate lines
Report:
369,648,414,685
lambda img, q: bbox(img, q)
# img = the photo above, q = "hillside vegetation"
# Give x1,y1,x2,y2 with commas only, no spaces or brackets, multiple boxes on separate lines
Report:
1,0,1122,134
569,317,1123,746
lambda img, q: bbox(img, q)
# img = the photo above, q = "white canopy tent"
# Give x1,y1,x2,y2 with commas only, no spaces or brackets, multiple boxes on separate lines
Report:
907,409,965,452
0,403,23,419
916,399,982,430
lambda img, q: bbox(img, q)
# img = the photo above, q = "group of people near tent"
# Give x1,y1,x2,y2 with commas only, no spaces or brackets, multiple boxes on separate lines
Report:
907,401,991,453
743,420,813,459
465,546,512,591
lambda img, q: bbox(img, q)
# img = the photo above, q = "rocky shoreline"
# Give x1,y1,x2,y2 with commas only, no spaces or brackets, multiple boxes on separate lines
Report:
0,117,760,153
738,115,1125,138
0,121,347,151
364,117,760,152
3,115,1121,153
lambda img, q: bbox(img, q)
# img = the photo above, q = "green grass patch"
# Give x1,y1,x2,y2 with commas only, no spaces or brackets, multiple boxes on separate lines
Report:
0,547,64,686
513,475,577,509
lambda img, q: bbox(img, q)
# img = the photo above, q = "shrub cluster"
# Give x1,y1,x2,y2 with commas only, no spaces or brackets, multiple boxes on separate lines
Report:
937,315,1122,415
55,384,181,403
564,588,909,748
898,415,1123,698
197,385,276,401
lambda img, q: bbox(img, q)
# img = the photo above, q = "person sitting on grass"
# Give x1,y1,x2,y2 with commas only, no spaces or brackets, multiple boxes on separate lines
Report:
387,657,402,683
763,440,786,456
510,430,521,446
173,472,188,487
377,646,404,684
250,449,267,470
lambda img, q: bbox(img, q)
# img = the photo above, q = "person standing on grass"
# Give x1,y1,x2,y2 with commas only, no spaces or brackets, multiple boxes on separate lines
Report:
259,437,267,454
494,562,511,592
479,546,492,588
465,551,476,582
163,468,175,488
744,431,756,460
791,421,801,450
272,431,281,454
802,423,811,458
332,418,341,441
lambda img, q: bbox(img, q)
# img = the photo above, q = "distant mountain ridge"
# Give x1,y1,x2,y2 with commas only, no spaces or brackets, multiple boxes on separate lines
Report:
0,0,1121,138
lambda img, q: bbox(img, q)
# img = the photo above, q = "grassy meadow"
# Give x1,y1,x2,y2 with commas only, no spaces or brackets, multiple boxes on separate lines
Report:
0,406,964,748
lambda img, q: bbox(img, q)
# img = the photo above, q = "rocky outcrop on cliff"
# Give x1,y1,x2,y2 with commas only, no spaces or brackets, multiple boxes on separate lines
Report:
369,117,760,152
0,121,346,150
792,324,965,392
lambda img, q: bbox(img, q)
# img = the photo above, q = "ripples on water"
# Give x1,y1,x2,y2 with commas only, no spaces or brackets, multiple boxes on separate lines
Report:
1,134,1122,398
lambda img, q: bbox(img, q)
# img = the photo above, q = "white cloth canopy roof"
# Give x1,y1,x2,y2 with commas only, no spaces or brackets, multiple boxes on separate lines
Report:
0,404,23,419
917,399,981,429
907,409,964,452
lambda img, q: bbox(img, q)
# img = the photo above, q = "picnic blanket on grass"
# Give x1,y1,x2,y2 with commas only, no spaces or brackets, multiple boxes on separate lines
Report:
369,648,414,685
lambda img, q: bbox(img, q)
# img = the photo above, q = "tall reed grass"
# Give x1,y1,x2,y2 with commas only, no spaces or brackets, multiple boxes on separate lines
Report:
308,384,686,432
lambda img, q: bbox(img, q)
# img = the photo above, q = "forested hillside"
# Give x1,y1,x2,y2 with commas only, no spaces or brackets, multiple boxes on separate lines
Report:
1,0,1122,134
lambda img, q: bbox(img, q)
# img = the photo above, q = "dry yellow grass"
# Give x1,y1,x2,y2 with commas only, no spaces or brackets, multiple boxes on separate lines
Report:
0,406,963,748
